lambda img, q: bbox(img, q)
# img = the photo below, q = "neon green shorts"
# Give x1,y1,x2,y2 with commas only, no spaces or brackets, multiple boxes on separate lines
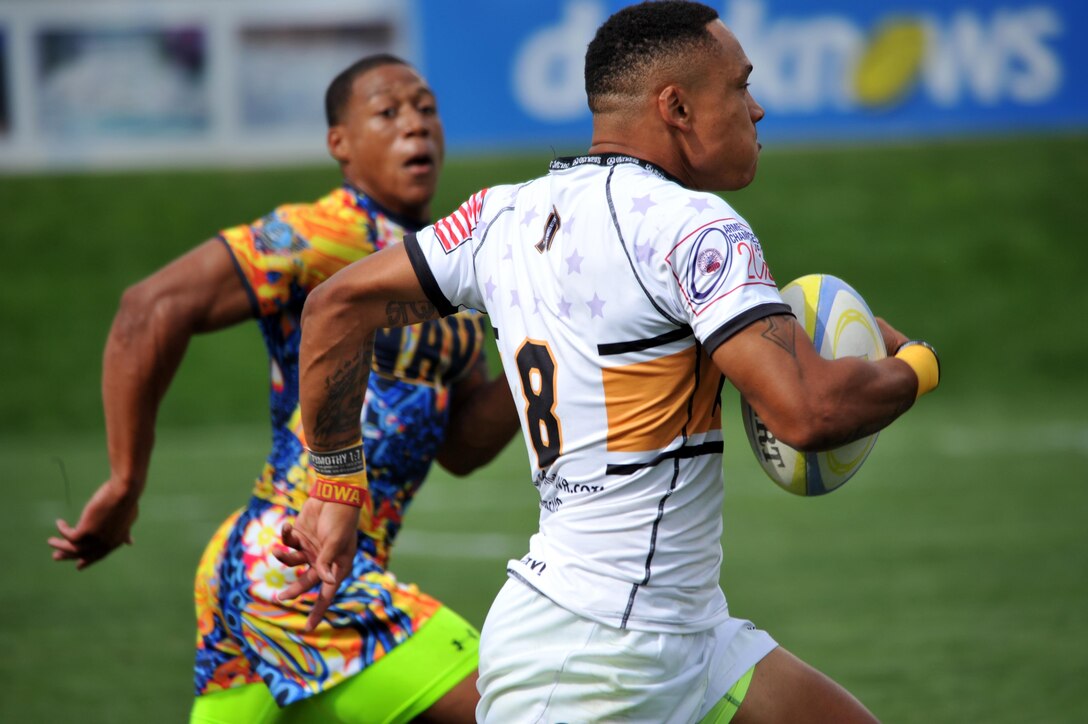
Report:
190,606,479,724
698,664,756,724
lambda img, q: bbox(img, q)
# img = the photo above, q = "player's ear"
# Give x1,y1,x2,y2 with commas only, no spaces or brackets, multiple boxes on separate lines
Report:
327,126,349,164
658,85,692,132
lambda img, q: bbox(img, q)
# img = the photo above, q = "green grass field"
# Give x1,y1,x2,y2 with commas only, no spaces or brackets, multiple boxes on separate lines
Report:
3,134,1086,722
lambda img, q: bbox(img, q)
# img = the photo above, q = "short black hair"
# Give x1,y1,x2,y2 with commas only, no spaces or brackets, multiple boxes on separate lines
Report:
584,1,720,113
325,53,410,127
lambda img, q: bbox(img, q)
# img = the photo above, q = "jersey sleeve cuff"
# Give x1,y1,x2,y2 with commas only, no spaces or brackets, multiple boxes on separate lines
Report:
403,233,458,317
215,235,261,319
703,302,794,353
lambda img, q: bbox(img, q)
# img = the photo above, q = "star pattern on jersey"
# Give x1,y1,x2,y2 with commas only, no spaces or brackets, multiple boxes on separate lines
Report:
634,240,654,264
533,295,542,314
510,290,521,307
558,296,573,319
631,194,656,215
484,276,497,301
587,293,606,318
687,196,713,213
566,249,584,274
522,207,540,227
503,244,513,261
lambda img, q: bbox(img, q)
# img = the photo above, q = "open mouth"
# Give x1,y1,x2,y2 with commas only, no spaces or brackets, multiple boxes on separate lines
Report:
405,153,435,173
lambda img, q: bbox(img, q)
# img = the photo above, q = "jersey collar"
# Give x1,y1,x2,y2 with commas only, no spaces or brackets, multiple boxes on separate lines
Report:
548,153,683,185
343,183,429,233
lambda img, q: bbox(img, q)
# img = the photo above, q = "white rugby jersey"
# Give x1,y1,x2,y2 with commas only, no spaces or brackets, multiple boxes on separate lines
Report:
405,154,790,633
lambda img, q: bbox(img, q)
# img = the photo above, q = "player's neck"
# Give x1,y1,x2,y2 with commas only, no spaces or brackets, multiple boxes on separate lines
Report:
344,180,430,228
589,119,688,187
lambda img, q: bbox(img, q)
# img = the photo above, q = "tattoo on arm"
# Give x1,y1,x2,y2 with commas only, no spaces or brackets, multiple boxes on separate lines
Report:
385,301,438,326
759,316,797,358
313,340,372,448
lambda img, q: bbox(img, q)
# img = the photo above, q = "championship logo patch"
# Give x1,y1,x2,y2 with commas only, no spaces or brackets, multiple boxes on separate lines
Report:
686,227,732,304
666,217,775,315
697,248,724,275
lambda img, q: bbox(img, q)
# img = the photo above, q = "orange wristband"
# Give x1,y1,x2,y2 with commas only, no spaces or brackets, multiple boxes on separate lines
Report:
895,340,940,398
310,472,370,508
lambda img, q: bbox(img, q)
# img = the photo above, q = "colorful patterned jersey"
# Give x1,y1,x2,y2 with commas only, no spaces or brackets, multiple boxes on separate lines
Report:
194,185,487,705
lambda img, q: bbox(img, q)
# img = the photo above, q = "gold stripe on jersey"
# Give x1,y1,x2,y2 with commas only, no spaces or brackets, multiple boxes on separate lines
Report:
602,345,723,453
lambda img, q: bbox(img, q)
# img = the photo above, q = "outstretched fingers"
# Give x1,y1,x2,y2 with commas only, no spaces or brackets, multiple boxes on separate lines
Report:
277,565,323,602
276,522,318,601
271,544,308,568
48,519,108,569
48,519,80,558
275,522,344,628
305,580,340,632
279,521,343,585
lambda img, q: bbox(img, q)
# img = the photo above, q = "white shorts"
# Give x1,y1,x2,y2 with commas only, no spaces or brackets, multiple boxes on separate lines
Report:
476,577,777,724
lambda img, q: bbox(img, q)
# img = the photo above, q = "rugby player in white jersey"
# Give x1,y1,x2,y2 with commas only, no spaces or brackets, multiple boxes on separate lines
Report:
279,2,941,721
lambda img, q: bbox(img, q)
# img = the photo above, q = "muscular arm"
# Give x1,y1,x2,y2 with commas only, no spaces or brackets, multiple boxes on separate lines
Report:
715,314,918,452
49,239,253,568
278,243,440,628
300,245,439,451
436,355,520,476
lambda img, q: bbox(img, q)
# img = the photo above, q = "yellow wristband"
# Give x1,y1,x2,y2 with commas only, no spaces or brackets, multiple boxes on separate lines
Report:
895,341,940,398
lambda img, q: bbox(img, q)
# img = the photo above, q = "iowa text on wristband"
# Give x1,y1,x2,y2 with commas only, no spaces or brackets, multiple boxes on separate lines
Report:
310,476,369,508
308,443,365,477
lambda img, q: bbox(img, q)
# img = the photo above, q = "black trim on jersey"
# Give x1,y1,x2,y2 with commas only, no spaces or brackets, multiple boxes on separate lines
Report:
621,449,684,628
604,440,724,476
604,166,688,328
703,302,794,354
403,233,458,317
549,153,684,186
618,339,715,627
216,236,261,319
712,371,726,418
597,326,692,356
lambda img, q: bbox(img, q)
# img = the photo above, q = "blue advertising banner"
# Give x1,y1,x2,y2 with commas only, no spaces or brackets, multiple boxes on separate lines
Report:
415,0,1088,151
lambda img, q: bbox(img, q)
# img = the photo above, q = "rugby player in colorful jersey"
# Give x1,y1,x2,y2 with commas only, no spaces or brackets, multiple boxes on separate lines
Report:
285,4,941,723
48,55,518,723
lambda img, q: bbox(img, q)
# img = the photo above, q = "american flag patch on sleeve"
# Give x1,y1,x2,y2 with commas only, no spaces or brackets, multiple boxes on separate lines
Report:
434,189,488,253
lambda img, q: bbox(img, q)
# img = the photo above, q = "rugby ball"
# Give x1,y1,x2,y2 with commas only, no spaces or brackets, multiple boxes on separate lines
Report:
740,274,886,496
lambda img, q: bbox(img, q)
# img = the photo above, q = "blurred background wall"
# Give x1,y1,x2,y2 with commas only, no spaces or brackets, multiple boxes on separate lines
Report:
1,0,1085,172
